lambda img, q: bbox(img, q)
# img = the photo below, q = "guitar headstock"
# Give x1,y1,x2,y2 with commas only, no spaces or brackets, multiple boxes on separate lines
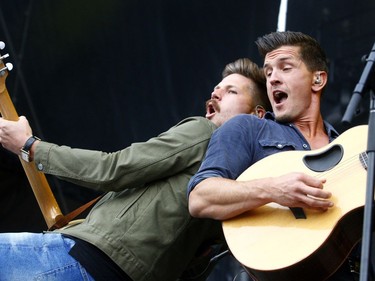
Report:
0,41,13,94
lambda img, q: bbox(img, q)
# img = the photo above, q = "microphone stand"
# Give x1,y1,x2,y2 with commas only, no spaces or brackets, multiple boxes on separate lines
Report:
342,42,375,281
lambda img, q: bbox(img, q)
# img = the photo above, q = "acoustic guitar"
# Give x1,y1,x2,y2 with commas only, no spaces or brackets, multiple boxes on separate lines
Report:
0,42,64,228
222,124,368,281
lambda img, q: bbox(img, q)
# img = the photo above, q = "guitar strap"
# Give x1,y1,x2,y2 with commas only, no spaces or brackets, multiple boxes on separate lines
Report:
48,194,104,231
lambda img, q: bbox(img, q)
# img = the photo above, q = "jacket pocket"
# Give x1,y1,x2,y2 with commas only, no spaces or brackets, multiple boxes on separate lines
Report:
115,186,150,219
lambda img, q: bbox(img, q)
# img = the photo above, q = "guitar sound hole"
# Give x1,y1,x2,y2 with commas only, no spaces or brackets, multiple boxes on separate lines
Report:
303,144,343,172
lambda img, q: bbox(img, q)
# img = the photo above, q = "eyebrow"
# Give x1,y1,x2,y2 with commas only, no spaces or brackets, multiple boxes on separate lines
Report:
214,84,237,90
263,56,294,68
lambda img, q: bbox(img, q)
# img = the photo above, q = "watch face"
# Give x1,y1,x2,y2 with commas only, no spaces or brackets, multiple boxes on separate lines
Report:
21,151,30,162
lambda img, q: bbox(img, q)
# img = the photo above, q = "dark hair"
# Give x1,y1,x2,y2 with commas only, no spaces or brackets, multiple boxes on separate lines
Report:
255,31,328,74
222,58,271,111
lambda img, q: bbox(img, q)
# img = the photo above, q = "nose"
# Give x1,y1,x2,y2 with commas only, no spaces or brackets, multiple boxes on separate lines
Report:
211,87,223,100
269,70,281,86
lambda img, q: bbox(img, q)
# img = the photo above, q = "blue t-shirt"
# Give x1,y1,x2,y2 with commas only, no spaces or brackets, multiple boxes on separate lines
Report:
187,112,339,194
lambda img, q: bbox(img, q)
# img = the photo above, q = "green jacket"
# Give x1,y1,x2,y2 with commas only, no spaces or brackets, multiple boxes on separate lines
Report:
34,117,222,281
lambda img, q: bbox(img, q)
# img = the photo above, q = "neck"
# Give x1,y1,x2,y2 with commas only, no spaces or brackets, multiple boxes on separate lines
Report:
294,114,329,150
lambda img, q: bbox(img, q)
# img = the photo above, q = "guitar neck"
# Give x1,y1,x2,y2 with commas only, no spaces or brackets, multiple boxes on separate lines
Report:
0,82,63,229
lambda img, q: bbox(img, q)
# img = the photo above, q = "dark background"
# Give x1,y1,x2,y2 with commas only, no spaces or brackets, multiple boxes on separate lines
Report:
0,0,374,241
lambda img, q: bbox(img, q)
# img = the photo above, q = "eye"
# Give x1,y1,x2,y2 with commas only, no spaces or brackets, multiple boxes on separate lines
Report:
228,90,237,94
265,70,272,77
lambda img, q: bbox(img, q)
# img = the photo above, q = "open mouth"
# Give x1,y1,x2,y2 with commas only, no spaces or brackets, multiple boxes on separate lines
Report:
205,100,219,118
274,91,288,104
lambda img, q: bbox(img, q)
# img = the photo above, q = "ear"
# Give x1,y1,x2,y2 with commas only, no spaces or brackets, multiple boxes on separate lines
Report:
254,105,266,118
311,71,327,92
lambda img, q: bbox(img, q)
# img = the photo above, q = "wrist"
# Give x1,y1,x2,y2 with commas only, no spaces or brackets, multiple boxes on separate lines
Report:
20,136,40,162
29,139,40,160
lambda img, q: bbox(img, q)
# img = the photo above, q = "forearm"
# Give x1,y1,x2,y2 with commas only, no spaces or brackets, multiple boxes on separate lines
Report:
188,177,271,220
34,142,143,191
188,173,334,221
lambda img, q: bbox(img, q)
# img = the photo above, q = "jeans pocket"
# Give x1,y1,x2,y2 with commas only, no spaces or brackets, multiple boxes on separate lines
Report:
34,261,95,281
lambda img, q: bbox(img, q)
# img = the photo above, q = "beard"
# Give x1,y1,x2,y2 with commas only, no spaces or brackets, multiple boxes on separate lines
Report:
274,112,294,123
206,99,220,113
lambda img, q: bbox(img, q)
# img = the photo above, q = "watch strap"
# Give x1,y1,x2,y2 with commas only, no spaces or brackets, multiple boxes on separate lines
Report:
21,135,40,162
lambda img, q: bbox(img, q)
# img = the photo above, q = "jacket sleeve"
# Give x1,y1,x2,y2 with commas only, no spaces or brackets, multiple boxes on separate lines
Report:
34,117,216,192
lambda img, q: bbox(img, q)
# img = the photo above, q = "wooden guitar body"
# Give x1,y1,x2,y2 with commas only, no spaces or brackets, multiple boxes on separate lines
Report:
222,125,368,281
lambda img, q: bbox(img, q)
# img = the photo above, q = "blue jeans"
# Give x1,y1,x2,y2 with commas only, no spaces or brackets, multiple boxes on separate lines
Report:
0,232,95,281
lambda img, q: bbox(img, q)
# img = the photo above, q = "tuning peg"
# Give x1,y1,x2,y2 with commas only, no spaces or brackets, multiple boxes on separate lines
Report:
0,53,9,60
6,63,13,71
0,62,13,76
0,41,5,50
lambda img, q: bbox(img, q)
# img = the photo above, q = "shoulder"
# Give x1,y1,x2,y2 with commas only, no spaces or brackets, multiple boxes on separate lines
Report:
215,114,267,137
155,117,216,148
171,116,216,135
212,114,297,146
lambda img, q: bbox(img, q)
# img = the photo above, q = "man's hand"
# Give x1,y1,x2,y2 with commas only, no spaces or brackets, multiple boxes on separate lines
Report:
0,116,33,155
267,172,333,211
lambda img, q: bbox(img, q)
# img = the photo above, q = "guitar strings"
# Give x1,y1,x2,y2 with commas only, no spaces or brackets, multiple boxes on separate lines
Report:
311,152,366,183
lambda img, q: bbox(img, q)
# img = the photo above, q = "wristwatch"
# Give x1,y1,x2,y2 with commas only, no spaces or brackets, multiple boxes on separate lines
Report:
20,135,40,162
